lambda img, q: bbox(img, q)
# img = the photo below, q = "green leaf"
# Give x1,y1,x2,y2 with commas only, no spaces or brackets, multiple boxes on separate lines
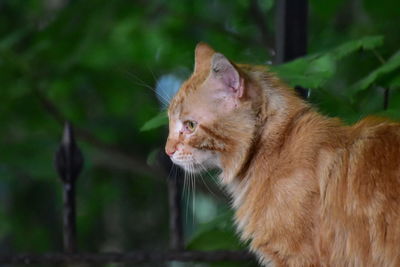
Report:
310,88,356,120
350,50,400,95
389,75,400,88
329,35,384,60
272,36,384,88
187,211,245,251
140,111,168,132
273,54,336,88
187,228,242,251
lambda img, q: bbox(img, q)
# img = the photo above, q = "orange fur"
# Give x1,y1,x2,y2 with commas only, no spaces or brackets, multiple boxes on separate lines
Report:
165,43,400,266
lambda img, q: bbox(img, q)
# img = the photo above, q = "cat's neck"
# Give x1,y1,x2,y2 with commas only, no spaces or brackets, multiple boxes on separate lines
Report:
219,67,311,188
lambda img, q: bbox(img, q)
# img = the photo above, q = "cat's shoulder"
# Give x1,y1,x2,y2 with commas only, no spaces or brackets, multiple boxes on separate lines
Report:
350,116,400,140
346,116,400,168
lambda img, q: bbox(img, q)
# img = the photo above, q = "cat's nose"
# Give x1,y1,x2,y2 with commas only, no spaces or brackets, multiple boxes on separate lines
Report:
165,147,176,157
166,138,178,156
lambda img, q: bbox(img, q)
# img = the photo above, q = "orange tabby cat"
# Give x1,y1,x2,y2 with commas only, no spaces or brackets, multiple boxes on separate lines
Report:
165,43,400,266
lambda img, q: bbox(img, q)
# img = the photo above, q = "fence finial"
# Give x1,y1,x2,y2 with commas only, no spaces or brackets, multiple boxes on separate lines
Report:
55,122,84,183
55,121,84,253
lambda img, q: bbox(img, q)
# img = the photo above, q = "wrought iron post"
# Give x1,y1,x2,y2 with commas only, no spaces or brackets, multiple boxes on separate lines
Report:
383,87,389,110
276,0,309,99
159,151,184,251
55,122,84,253
167,172,184,251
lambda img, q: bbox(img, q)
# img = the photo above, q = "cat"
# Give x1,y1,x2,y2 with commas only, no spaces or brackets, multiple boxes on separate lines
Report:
165,43,400,266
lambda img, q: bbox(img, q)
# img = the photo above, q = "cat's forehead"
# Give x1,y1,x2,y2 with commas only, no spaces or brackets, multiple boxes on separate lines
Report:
168,87,186,117
168,71,209,117
168,92,194,120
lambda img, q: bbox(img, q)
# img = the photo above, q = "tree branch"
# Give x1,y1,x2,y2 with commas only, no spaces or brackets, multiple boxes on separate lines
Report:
33,88,165,179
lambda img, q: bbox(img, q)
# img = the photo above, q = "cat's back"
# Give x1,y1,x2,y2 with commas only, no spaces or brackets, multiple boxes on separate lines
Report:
348,117,400,184
319,116,400,266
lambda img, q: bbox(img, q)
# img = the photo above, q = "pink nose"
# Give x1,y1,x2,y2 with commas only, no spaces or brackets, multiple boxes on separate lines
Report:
165,147,176,156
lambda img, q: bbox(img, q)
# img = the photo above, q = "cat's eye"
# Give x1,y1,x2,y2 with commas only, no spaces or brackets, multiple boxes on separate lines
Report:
184,120,197,132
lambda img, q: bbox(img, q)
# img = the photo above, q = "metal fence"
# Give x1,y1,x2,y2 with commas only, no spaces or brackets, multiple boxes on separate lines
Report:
0,1,308,265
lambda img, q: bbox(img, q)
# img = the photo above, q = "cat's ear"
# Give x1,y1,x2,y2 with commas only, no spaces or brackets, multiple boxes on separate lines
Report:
194,42,216,73
211,53,244,98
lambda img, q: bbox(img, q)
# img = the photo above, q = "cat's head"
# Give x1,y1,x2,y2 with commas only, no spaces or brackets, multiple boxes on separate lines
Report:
165,43,258,175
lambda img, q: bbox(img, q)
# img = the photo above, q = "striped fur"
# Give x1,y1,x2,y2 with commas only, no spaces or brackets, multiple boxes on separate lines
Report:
165,43,400,266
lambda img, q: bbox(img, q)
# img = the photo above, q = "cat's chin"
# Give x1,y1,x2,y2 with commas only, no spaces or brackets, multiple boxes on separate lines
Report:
180,163,203,174
173,161,215,174
171,151,221,174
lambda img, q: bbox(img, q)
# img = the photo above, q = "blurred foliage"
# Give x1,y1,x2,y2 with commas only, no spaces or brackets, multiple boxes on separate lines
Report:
272,35,384,89
141,111,168,132
0,0,399,266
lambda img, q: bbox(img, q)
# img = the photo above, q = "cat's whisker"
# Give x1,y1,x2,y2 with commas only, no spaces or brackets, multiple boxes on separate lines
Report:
145,64,158,83
190,163,196,226
195,162,219,198
200,163,219,184
181,166,186,198
123,70,170,106
200,171,219,198
143,66,173,108
123,69,152,89
155,90,171,108
116,68,167,112
167,161,176,181
188,165,194,224
183,168,190,223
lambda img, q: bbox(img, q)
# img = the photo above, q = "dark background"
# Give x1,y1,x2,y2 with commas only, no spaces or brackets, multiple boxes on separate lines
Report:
0,0,399,266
